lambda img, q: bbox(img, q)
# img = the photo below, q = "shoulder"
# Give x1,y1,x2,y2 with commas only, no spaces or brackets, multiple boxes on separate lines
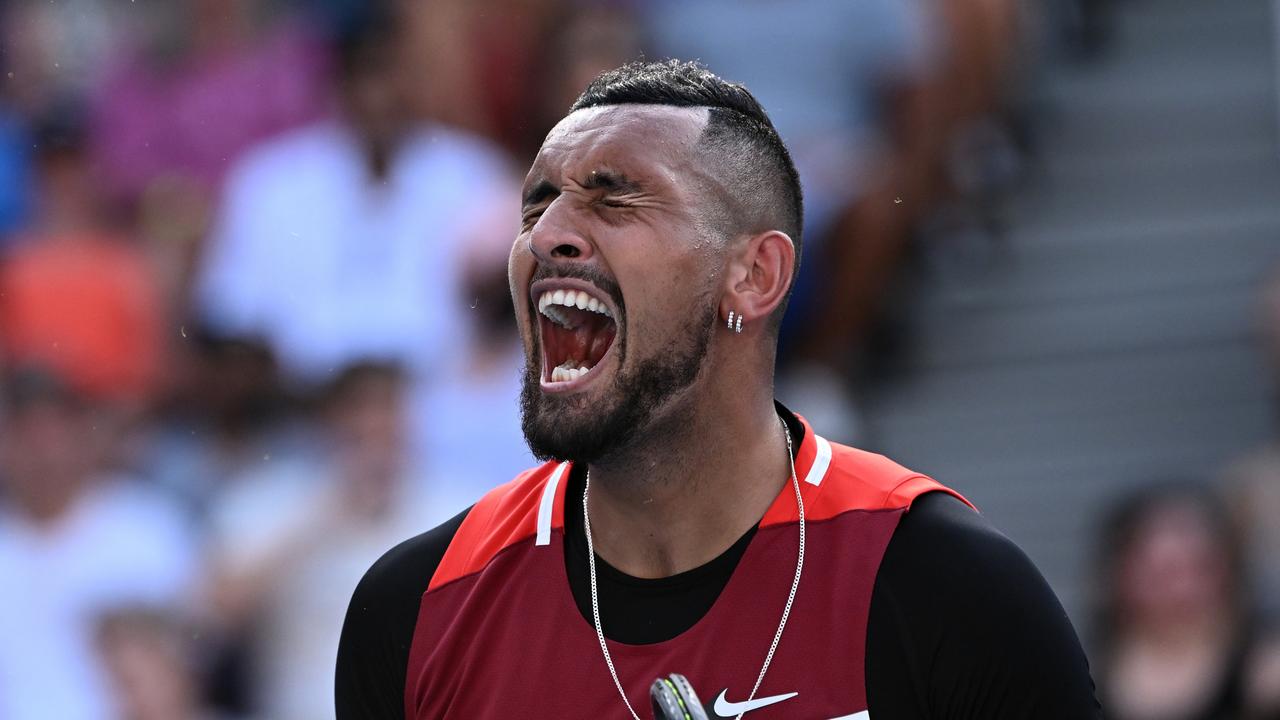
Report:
223,122,349,191
82,477,195,562
813,440,972,515
398,124,514,194
336,506,471,719
347,460,565,612
410,124,512,168
867,492,1101,718
873,490,1072,634
210,460,315,528
336,462,565,717
77,477,197,595
348,506,471,618
425,461,567,591
874,491,1049,614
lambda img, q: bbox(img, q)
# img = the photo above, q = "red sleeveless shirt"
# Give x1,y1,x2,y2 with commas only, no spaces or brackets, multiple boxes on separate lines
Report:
405,416,969,718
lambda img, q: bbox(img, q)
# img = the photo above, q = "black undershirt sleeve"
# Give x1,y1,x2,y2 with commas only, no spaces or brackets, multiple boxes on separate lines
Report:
867,491,1103,719
335,506,471,720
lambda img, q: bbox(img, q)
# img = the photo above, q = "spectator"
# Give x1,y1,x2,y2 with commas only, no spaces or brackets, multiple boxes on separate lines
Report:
0,369,197,720
88,0,329,212
394,0,493,141
96,607,231,720
139,333,306,517
194,2,527,479
420,185,534,489
531,2,643,153
204,361,476,720
0,104,165,408
1093,484,1280,720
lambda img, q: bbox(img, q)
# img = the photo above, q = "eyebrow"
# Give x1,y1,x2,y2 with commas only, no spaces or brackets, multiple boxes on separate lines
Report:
522,179,558,209
579,170,644,195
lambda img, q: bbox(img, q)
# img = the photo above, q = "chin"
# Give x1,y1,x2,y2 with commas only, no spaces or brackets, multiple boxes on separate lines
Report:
520,367,632,463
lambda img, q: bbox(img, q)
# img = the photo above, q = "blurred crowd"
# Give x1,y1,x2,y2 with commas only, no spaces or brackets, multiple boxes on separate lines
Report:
0,0,1276,719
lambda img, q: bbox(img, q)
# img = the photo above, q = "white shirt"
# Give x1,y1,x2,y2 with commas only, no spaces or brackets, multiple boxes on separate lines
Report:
208,459,478,720
196,120,532,490
197,120,513,384
0,480,197,720
419,342,534,492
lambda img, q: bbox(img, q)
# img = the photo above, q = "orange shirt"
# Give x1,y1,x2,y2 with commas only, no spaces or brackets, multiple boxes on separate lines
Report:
0,235,164,402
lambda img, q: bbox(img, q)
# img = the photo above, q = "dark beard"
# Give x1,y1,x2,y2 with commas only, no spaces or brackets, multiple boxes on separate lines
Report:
520,300,716,464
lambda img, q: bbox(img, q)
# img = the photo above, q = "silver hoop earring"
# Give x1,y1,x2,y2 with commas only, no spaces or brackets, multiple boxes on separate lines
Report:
726,310,736,331
735,314,743,333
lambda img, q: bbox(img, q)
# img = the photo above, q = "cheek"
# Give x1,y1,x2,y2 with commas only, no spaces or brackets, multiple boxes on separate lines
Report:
507,246,542,360
508,241,534,324
619,244,713,315
507,238,529,288
621,278,708,350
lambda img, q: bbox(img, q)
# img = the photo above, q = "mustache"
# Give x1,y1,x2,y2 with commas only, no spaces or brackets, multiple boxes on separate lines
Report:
530,264,626,321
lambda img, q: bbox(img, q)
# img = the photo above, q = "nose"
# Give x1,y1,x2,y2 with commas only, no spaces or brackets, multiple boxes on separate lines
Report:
527,200,594,264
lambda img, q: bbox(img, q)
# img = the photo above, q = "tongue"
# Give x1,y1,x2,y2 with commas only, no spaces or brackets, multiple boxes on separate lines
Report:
555,307,615,369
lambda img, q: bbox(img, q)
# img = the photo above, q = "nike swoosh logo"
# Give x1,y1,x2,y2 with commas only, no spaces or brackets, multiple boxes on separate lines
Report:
712,689,799,716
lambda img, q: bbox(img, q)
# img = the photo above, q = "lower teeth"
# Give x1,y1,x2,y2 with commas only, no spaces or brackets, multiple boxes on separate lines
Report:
551,363,592,383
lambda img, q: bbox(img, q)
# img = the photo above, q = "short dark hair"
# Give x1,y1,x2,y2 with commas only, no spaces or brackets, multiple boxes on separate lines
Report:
570,60,804,330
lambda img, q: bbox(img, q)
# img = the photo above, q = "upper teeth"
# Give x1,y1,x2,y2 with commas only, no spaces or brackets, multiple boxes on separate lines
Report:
537,288,612,325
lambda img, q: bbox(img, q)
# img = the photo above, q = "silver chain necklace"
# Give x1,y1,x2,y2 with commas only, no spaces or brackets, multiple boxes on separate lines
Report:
582,417,805,720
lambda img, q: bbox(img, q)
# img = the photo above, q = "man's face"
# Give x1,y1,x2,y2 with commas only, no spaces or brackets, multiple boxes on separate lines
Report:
511,105,724,462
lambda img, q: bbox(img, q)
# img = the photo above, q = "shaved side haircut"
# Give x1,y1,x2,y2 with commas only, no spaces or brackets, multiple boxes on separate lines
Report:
571,60,804,331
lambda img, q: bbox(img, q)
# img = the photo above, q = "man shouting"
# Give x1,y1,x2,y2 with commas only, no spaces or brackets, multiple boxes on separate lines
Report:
336,60,1101,719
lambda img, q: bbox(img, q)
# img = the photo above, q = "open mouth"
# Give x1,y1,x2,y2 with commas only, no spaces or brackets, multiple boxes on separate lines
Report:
533,283,618,389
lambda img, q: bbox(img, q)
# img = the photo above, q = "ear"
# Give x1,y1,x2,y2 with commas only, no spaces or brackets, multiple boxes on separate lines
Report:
721,230,795,329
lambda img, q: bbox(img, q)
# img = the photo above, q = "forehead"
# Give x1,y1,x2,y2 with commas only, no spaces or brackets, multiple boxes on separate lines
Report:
527,105,709,183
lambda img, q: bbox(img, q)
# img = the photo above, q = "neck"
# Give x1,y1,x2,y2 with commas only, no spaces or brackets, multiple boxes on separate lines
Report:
583,390,791,579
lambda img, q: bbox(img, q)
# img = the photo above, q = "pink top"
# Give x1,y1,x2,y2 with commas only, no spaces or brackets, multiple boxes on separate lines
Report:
89,20,331,205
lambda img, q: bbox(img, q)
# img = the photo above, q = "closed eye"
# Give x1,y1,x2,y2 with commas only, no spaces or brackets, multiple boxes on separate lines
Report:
520,178,558,230
520,207,546,230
